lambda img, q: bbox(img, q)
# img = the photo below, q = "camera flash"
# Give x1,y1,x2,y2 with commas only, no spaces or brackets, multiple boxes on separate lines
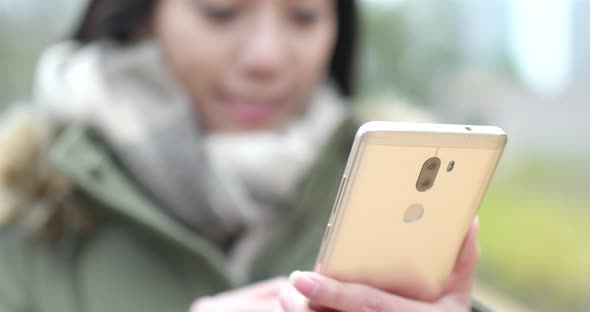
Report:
447,161,455,172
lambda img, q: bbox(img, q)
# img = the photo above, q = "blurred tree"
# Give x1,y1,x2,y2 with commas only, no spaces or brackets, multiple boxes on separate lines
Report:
357,4,407,98
358,0,462,107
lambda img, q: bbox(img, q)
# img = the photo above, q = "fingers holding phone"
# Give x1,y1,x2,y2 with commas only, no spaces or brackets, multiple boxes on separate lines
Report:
280,218,480,312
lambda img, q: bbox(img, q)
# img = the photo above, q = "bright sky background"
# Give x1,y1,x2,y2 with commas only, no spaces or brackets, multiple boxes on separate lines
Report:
510,0,573,94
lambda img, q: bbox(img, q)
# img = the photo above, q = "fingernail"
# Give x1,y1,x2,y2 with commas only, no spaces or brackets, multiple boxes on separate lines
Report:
288,271,301,285
288,271,319,298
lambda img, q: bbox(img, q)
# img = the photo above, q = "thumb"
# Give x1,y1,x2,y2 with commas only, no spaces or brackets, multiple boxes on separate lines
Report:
279,284,309,312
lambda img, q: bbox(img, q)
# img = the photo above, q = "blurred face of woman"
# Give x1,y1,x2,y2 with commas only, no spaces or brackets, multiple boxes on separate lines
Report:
153,0,337,132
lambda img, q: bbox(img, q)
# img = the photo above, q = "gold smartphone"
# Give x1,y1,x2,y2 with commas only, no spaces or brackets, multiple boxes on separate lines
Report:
315,121,507,301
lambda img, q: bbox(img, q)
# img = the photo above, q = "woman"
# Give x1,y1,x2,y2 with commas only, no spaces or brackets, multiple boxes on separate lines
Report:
0,0,487,311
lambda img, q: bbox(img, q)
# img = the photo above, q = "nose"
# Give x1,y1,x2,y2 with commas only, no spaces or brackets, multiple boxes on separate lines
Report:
238,13,288,82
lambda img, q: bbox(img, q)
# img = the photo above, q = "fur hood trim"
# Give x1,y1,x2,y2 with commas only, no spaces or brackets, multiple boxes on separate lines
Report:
0,107,88,237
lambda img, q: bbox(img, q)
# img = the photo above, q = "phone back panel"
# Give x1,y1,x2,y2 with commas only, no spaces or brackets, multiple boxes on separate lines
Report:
316,122,506,300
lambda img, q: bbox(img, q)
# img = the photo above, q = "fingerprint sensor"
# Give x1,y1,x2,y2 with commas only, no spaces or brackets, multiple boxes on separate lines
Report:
403,203,424,223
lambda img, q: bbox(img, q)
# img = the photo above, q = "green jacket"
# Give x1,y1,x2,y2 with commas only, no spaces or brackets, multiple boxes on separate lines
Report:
0,116,488,311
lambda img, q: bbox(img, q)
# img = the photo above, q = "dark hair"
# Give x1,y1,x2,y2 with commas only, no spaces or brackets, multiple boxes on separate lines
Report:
73,0,358,97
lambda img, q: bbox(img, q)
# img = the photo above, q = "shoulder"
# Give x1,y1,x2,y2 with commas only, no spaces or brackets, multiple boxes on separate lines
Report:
0,106,55,305
353,96,435,124
320,97,435,156
0,230,38,310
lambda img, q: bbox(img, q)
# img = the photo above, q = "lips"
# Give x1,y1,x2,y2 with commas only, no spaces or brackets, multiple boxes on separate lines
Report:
221,96,281,125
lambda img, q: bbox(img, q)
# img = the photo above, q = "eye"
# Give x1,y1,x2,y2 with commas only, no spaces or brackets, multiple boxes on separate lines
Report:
290,7,320,25
198,4,238,23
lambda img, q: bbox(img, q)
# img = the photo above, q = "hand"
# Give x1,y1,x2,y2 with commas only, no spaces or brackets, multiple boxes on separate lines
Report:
190,277,288,312
279,218,480,312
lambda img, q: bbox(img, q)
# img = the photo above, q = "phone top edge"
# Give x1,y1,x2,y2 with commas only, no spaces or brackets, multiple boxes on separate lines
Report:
355,121,507,150
357,121,507,137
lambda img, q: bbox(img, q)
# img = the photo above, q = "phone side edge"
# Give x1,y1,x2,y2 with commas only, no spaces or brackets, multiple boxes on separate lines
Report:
314,124,372,272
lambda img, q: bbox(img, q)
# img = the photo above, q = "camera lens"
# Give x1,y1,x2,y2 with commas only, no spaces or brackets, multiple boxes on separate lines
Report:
416,157,441,192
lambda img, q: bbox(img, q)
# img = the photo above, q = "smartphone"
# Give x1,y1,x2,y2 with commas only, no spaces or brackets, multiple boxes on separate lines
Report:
315,121,507,301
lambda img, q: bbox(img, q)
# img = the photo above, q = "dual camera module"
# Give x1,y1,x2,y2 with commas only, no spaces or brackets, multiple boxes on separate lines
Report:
415,157,455,192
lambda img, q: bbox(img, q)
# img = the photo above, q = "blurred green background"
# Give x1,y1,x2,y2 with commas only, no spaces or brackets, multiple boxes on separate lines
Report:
1,0,589,311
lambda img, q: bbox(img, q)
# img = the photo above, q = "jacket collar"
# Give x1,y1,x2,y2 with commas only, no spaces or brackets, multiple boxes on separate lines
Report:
48,125,234,287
